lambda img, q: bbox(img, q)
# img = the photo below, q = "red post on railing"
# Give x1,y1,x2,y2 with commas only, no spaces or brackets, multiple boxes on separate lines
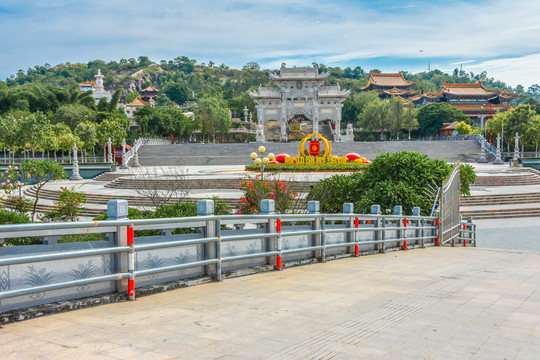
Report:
127,225,135,301
403,218,408,250
354,217,359,256
276,219,282,270
435,219,439,246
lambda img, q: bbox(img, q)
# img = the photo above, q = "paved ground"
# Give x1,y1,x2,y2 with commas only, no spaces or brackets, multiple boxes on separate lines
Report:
1,247,539,360
476,217,540,252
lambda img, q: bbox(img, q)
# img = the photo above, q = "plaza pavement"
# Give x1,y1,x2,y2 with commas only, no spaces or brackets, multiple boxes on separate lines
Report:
1,246,539,359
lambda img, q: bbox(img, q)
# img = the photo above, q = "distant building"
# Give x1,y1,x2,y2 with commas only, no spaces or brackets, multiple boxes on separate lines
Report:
411,81,517,126
140,86,159,102
124,97,149,126
359,72,420,100
79,69,112,103
79,81,95,92
249,63,350,141
439,121,460,136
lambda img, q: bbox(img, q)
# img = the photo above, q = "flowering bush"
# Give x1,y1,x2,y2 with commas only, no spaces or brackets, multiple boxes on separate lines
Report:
42,187,87,222
0,165,25,196
238,176,298,214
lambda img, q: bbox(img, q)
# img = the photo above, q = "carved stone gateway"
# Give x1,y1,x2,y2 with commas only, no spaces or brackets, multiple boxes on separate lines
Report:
249,63,350,142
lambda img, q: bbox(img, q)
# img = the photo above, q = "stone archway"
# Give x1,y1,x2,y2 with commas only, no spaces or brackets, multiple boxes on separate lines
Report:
249,63,350,142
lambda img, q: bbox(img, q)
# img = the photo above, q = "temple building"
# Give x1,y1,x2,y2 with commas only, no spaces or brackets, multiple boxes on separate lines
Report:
124,97,149,126
249,63,350,141
140,86,159,102
410,81,517,126
79,69,112,103
359,72,420,100
79,81,95,92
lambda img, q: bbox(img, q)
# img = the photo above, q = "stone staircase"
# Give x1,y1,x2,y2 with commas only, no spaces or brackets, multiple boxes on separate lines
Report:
104,177,317,192
137,141,482,166
472,174,540,187
461,169,540,219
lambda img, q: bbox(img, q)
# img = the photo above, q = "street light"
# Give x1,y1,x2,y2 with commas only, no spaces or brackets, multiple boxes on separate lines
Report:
250,145,275,179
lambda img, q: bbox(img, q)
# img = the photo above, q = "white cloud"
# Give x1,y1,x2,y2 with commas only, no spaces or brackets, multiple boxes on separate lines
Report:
463,53,540,88
1,0,540,88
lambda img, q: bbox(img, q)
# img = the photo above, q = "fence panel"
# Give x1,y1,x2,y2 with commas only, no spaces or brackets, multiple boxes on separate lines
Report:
440,163,461,245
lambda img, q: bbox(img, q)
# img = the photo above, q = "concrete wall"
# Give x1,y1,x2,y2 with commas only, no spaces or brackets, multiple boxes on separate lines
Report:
138,140,482,166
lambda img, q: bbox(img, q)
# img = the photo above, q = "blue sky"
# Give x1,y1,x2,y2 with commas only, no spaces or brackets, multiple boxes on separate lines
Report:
1,0,540,88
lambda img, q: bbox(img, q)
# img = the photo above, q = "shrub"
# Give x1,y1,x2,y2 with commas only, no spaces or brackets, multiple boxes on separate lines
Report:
307,173,360,213
308,151,476,216
41,187,87,222
0,209,38,246
3,195,33,214
238,176,297,214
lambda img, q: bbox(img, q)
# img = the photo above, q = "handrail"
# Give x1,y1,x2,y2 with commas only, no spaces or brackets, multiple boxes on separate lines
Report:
0,206,473,317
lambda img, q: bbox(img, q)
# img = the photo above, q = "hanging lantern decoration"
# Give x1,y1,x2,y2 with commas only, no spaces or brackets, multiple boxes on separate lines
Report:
309,140,321,156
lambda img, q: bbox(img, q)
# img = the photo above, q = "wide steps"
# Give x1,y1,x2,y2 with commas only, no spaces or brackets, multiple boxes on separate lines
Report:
105,177,317,192
460,193,540,206
24,187,242,208
460,208,540,219
472,174,540,186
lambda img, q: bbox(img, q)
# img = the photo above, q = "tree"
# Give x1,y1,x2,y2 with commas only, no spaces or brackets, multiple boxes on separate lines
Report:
417,102,470,135
133,167,190,207
505,104,537,152
359,100,390,140
387,97,405,139
196,95,231,142
525,115,540,156
402,106,419,139
134,106,194,139
19,112,50,158
20,160,67,222
156,92,172,106
455,121,472,135
97,113,129,146
243,62,260,71
75,121,98,161
125,92,139,104
54,104,96,130
161,82,189,104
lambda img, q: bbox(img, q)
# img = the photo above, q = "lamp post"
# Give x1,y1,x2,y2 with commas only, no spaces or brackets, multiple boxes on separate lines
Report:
250,146,275,179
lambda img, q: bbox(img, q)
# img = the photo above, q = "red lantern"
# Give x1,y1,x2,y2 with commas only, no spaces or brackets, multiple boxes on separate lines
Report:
275,153,290,163
309,140,321,156
345,152,361,161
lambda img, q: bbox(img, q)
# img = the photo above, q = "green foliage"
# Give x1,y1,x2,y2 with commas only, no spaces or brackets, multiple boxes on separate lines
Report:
74,121,98,150
354,151,450,214
455,121,472,135
161,82,189,104
0,209,37,245
41,187,87,222
359,99,391,139
0,165,25,195
459,163,477,196
238,177,298,214
417,102,470,135
307,173,361,213
195,95,231,141
20,160,67,222
54,104,96,130
309,151,454,216
3,195,33,214
134,105,194,139
125,92,139,104
96,113,129,146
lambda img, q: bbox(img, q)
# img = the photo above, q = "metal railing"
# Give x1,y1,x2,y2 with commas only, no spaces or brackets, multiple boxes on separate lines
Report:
0,199,475,315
